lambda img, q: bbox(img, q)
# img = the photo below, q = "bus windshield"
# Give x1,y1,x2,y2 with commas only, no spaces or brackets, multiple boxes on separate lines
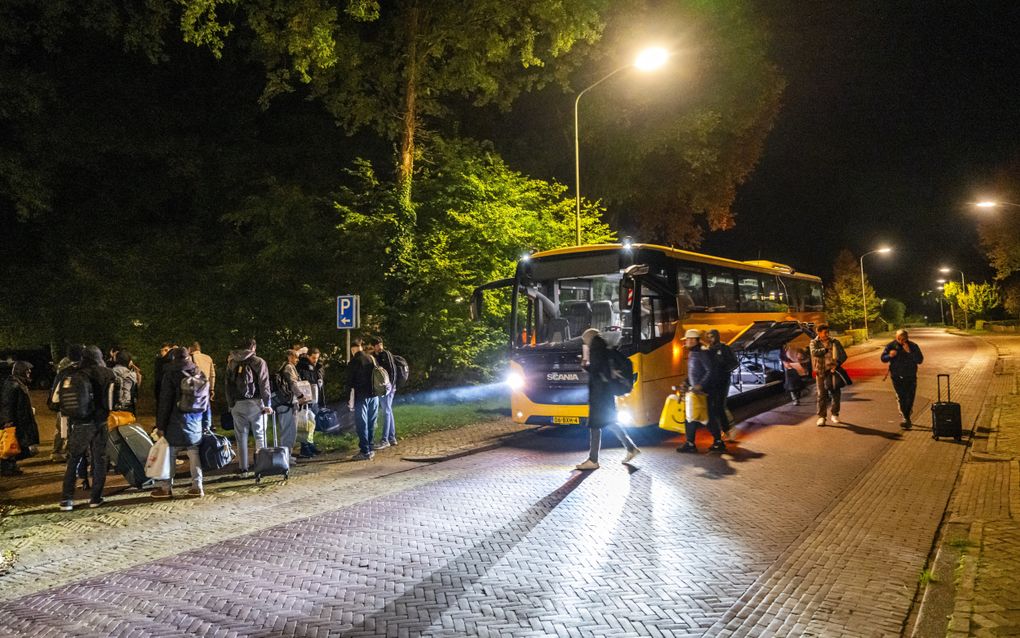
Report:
519,272,629,350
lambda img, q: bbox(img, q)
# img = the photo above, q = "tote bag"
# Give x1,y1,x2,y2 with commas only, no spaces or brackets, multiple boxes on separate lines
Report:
144,437,172,480
0,427,21,459
685,391,709,424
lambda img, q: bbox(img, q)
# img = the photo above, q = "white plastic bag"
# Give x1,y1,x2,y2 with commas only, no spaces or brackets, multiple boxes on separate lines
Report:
144,437,172,480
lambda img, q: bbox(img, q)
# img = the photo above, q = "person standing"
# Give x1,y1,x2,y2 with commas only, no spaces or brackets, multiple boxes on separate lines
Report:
276,349,311,459
59,346,115,510
296,347,326,413
881,329,924,429
369,337,398,448
47,346,83,463
704,329,737,439
575,329,639,470
153,342,174,413
677,329,726,453
781,344,808,405
1,361,41,477
224,338,272,477
111,351,140,416
189,342,216,432
810,324,848,426
151,347,206,499
345,338,379,460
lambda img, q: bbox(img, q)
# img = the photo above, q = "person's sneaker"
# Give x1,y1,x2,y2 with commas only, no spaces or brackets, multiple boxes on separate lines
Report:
575,459,599,471
187,486,205,497
238,468,251,479
88,498,104,509
816,417,826,426
50,453,67,463
830,414,840,424
622,448,641,464
375,440,391,450
352,452,372,461
676,442,697,453
309,444,321,456
388,439,398,446
59,500,74,511
709,440,727,453
902,420,912,430
150,487,173,499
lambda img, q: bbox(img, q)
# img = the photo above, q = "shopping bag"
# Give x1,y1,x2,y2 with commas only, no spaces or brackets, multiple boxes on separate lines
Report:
296,407,316,444
658,394,686,433
144,437,172,480
0,427,21,459
107,411,135,429
685,391,709,424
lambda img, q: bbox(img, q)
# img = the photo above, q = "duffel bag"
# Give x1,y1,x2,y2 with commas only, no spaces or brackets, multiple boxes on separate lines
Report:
199,431,236,471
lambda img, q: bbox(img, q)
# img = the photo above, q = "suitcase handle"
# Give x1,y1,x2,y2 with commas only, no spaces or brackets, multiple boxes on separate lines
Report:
937,373,950,403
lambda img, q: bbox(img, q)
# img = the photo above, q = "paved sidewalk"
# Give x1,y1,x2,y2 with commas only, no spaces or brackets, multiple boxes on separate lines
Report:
916,334,1020,638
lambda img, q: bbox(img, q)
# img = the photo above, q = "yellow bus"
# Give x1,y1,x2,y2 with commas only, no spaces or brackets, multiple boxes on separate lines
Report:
470,243,825,427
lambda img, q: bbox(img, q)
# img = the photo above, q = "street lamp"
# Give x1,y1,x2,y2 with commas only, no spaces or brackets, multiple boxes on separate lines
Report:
974,200,1020,209
936,283,954,326
940,266,967,328
574,46,669,245
860,247,892,340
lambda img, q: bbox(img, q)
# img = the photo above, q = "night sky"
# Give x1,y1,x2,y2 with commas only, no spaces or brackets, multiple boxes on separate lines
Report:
699,1,1020,315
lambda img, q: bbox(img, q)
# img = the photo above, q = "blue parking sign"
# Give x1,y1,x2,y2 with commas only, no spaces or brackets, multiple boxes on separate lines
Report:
336,295,359,329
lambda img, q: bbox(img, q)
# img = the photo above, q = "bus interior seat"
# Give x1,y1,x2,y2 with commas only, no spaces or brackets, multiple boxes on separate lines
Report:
563,301,592,338
591,300,615,331
545,318,570,342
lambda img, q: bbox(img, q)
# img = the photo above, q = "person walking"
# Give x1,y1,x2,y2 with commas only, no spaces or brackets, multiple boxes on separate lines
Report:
59,346,115,510
575,329,639,470
111,350,140,416
275,349,311,459
345,338,379,460
677,329,726,453
810,324,847,426
369,337,399,448
224,338,272,478
151,347,207,499
704,329,737,439
881,329,924,429
781,344,808,405
189,342,216,432
1,361,41,477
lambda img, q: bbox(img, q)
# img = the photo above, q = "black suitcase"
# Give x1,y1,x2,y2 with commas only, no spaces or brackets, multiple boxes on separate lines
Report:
931,374,963,441
107,424,154,489
253,409,289,484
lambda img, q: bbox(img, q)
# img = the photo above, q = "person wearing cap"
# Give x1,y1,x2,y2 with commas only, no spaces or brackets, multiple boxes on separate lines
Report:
704,329,738,438
678,329,726,453
810,324,847,426
1,361,41,476
575,329,640,470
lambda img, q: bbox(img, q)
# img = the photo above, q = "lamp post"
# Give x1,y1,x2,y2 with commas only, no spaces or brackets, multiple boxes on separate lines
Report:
574,46,668,245
860,247,892,340
937,281,954,326
940,267,967,328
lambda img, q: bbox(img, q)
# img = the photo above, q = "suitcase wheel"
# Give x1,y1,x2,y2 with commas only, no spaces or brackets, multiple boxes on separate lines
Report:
284,472,289,481
254,475,261,485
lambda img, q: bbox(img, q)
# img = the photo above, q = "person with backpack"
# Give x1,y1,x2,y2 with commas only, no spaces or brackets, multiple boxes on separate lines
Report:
881,329,924,429
705,329,737,440
224,338,272,478
575,329,639,471
111,350,139,416
189,342,216,432
368,337,402,448
677,329,726,454
275,349,312,459
150,347,208,498
1,361,41,477
345,338,381,460
47,345,84,463
59,346,115,510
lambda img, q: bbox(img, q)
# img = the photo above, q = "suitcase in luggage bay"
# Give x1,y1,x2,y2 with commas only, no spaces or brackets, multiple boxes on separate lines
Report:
107,423,154,489
254,410,289,484
931,373,963,441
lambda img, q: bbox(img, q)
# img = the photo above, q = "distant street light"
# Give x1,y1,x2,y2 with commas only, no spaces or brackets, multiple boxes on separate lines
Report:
574,46,669,245
860,247,892,340
974,200,1020,209
940,266,968,328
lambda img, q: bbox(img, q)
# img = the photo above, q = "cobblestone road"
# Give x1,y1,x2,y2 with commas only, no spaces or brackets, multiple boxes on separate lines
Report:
0,329,994,637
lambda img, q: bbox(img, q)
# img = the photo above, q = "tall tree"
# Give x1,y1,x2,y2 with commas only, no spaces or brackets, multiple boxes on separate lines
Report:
824,249,880,330
946,282,1001,322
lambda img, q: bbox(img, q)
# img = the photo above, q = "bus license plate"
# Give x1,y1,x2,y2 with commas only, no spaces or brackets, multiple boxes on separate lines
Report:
553,416,580,425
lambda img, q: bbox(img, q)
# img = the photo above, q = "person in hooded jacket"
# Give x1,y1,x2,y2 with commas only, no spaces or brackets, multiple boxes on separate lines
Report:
59,346,115,510
111,350,139,416
151,347,205,498
574,329,640,471
1,361,41,476
225,338,272,477
48,345,83,463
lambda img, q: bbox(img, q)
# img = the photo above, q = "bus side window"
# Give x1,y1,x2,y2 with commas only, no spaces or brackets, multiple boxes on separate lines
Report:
641,291,678,341
706,269,737,311
737,275,763,312
677,265,706,315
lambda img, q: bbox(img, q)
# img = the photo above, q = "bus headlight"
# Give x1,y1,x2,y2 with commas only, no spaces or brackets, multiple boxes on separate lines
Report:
618,409,634,425
506,371,525,390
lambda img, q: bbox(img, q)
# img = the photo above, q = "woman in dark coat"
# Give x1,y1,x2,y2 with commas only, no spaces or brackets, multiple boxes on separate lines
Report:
780,344,808,405
152,347,205,498
1,361,41,476
575,329,639,470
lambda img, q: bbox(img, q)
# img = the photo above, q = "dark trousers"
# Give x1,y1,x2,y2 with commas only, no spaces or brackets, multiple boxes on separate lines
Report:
891,375,918,421
816,373,841,417
62,421,107,502
708,390,730,433
685,416,722,444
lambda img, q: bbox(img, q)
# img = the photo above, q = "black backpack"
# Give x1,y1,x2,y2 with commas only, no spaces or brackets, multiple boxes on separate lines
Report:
392,354,410,388
271,365,293,408
177,369,210,413
605,349,635,397
58,369,95,419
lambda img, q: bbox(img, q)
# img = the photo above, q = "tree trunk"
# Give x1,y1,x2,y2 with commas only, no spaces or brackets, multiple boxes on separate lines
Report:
397,2,419,209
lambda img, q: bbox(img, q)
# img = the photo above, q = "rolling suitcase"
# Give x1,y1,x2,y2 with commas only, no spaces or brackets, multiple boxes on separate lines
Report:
931,374,963,441
253,409,289,484
107,423,154,489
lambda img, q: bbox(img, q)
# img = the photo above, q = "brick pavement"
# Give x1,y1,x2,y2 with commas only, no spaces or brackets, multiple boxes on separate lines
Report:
0,329,996,637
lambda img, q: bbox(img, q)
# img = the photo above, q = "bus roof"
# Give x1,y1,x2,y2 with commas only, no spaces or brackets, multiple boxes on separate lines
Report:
529,243,823,282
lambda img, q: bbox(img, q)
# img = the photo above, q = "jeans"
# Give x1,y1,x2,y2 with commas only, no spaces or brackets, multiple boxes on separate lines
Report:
587,423,637,463
231,399,266,471
891,375,918,422
61,420,107,502
276,405,297,450
355,397,379,454
816,372,842,417
201,405,213,431
160,445,202,489
379,391,396,443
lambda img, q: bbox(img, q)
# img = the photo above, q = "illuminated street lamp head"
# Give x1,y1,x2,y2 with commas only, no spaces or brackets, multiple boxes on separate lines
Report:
939,267,951,273
975,201,998,208
877,247,892,254
634,47,669,72
937,279,946,284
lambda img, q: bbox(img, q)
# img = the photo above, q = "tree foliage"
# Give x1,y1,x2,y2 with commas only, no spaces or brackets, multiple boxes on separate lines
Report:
879,298,906,328
823,249,880,329
945,281,1001,321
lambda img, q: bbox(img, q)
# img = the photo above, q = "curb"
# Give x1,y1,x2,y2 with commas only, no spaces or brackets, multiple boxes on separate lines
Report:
947,521,983,637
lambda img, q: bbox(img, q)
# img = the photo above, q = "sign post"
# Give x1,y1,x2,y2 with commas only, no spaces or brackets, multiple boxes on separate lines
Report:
336,295,360,362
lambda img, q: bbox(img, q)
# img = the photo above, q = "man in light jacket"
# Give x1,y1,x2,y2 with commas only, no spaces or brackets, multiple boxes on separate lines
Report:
189,341,216,431
810,324,848,426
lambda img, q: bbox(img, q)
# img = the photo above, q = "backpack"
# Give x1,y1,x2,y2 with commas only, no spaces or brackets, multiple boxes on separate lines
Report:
177,369,210,413
271,365,294,408
112,367,136,410
392,354,410,388
58,369,95,419
719,344,739,374
372,362,392,397
605,349,635,397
